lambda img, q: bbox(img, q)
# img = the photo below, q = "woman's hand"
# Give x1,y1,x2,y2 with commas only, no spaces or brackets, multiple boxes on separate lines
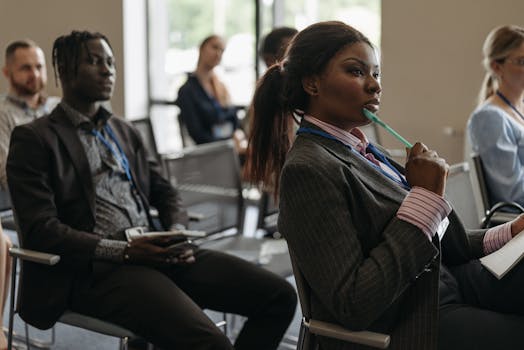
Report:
510,214,524,237
123,236,196,266
405,142,449,196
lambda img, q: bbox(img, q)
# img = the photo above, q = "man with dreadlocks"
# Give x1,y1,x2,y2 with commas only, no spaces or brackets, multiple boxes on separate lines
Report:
6,30,296,350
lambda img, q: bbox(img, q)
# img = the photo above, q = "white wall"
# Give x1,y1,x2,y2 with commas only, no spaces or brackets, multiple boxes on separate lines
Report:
381,0,524,164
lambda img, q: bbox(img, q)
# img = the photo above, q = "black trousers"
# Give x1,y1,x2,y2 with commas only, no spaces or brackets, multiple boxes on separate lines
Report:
69,249,297,349
438,259,524,350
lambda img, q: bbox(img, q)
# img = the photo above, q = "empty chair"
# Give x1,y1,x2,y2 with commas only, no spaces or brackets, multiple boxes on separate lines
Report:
445,162,485,229
131,117,159,160
161,140,293,275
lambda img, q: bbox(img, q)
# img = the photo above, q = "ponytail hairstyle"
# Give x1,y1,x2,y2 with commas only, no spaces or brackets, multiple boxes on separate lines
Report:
244,21,372,195
478,25,524,105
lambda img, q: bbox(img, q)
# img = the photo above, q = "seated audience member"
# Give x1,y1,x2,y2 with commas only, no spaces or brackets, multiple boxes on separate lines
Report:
242,27,298,135
259,26,298,68
467,25,524,207
0,220,11,350
176,35,247,151
0,39,59,189
6,30,296,350
245,21,524,350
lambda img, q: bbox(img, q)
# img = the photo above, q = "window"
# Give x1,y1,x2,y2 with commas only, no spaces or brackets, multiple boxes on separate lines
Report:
147,0,380,153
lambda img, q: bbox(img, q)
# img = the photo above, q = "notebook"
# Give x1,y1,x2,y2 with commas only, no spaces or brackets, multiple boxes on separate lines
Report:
479,229,524,279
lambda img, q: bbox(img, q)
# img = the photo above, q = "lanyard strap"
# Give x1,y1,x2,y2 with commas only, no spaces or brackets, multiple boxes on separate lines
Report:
496,90,524,120
296,127,411,190
91,125,135,187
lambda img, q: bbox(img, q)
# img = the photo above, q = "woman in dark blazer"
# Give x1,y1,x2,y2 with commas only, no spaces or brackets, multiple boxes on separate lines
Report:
245,21,524,350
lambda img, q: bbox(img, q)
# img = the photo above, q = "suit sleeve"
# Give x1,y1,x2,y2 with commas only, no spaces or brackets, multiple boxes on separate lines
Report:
279,161,439,330
6,124,100,270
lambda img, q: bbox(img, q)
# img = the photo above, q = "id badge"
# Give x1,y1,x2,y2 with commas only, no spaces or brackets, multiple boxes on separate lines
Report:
212,121,234,139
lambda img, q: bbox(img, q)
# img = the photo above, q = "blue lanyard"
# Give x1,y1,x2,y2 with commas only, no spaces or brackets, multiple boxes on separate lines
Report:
91,125,135,187
296,127,411,190
496,90,524,121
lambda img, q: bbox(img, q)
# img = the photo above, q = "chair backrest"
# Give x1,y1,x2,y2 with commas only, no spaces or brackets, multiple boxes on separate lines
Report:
176,111,196,148
288,249,312,319
162,140,244,236
470,154,492,214
445,162,482,229
0,188,12,212
131,117,159,159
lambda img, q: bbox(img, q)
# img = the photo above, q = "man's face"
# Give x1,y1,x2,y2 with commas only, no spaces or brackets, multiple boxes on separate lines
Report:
67,38,116,102
3,46,47,96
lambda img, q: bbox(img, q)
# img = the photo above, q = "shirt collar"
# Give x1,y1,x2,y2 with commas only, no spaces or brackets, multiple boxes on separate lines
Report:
303,115,370,151
60,101,112,131
6,92,48,110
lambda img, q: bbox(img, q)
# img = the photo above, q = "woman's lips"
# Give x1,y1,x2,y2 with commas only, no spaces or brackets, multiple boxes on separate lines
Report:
363,103,379,113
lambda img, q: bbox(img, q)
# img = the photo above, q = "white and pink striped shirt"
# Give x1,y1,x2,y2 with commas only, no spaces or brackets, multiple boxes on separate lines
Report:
303,115,511,252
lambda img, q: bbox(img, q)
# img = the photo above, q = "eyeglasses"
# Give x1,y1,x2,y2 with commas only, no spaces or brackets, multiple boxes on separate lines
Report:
506,57,524,66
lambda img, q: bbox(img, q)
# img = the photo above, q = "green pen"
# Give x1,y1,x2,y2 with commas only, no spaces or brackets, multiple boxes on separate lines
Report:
362,109,413,148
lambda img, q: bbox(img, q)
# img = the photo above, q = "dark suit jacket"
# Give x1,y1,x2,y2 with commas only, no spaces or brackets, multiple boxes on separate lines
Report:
6,105,186,329
278,121,486,350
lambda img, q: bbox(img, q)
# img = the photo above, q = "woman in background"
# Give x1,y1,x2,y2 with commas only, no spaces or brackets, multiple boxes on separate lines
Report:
467,25,524,206
176,35,246,152
0,221,11,350
245,21,524,349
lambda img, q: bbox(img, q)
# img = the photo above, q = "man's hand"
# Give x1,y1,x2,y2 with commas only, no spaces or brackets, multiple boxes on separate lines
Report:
123,236,196,266
405,142,449,196
510,214,524,238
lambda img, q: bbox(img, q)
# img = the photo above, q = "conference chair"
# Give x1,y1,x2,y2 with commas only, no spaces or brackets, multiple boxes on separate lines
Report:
445,162,488,229
7,246,154,350
470,154,524,228
161,140,292,272
6,226,226,350
131,117,160,161
288,249,390,349
0,188,16,231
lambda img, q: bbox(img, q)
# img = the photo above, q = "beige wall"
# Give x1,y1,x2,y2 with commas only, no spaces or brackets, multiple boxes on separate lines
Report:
0,0,125,116
381,0,524,164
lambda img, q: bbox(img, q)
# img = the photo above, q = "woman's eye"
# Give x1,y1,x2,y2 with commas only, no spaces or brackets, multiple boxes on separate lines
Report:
349,68,364,76
373,72,381,79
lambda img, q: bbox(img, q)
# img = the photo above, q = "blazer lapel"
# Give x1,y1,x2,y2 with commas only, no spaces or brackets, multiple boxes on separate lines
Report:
49,108,96,216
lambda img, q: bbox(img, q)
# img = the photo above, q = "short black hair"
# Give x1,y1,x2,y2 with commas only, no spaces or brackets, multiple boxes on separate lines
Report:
52,30,112,84
259,27,298,57
5,39,38,64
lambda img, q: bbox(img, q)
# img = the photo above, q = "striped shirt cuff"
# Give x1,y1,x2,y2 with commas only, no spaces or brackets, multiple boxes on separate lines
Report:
397,186,452,240
483,221,512,254
94,239,128,263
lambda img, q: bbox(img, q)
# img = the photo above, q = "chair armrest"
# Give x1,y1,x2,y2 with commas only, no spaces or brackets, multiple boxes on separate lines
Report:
482,201,524,228
308,319,390,349
8,247,60,265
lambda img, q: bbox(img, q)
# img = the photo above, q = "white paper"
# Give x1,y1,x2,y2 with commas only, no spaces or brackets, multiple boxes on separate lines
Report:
480,229,524,279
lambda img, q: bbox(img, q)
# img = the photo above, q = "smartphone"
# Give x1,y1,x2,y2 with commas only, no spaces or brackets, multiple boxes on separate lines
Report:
165,239,195,255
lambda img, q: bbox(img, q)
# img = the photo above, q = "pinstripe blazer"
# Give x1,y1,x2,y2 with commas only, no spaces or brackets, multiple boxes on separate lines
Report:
278,121,487,350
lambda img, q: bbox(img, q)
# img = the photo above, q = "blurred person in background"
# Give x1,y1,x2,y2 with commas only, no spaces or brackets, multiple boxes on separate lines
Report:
467,25,524,207
176,35,247,154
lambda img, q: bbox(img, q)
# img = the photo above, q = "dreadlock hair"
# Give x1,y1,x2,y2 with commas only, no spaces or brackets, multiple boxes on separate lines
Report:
52,30,112,86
